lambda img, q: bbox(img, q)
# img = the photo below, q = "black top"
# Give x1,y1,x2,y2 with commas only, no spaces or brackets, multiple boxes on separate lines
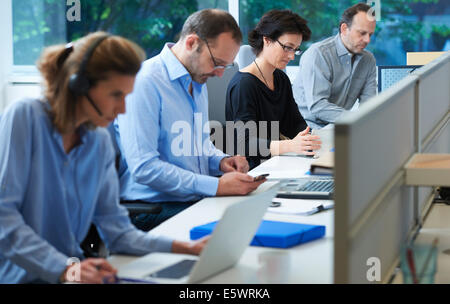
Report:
225,69,308,169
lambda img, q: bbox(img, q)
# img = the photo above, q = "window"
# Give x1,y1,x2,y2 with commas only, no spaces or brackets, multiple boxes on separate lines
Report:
10,0,450,68
238,0,450,66
12,0,228,67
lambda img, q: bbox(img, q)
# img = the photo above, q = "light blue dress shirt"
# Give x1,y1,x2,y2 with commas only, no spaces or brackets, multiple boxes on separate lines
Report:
293,34,377,129
0,98,172,284
115,43,227,203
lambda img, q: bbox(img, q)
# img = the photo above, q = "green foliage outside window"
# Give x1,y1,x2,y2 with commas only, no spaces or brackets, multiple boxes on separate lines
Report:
12,0,450,66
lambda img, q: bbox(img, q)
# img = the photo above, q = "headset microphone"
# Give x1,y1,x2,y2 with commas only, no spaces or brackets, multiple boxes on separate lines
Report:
67,34,111,117
85,93,103,117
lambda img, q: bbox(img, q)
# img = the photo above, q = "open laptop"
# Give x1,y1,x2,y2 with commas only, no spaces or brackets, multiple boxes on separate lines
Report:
276,177,334,200
117,184,280,284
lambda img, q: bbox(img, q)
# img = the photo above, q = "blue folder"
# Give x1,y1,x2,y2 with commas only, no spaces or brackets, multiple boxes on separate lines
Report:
190,220,325,248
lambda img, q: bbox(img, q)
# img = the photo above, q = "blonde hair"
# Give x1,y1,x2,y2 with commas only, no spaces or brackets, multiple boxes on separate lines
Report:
37,31,146,133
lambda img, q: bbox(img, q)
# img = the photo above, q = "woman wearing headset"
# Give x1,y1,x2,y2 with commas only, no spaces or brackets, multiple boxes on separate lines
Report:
0,32,207,284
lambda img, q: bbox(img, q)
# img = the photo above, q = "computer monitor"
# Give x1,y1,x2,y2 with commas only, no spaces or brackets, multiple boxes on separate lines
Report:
377,65,422,92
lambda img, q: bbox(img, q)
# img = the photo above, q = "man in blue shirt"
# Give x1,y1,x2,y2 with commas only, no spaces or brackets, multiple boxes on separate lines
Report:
292,3,377,129
115,9,266,231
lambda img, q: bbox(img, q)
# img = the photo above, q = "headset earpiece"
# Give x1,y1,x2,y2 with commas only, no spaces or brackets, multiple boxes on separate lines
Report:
68,73,91,96
68,34,111,97
67,34,111,117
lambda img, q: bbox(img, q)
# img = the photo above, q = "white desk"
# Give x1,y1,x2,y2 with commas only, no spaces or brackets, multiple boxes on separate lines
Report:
109,156,334,283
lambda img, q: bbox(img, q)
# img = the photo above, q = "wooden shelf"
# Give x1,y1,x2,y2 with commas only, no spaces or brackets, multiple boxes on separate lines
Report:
405,153,450,186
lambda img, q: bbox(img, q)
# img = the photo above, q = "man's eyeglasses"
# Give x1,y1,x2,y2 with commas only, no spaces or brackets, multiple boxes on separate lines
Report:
276,40,303,56
202,38,235,70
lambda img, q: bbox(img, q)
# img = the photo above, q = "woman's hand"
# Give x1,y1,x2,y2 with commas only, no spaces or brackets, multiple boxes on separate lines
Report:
289,127,321,156
270,126,321,156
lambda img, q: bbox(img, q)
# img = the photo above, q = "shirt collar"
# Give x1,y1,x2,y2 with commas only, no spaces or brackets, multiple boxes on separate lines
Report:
335,33,354,58
160,43,191,81
40,100,89,148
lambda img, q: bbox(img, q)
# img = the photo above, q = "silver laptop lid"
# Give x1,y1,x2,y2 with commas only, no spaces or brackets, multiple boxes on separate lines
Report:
187,184,280,283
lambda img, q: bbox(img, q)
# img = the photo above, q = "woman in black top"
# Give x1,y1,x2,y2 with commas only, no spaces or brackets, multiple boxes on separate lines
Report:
226,9,321,169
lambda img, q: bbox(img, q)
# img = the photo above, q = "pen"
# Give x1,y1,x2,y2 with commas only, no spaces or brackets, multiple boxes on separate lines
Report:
103,274,157,284
270,201,281,207
406,246,419,284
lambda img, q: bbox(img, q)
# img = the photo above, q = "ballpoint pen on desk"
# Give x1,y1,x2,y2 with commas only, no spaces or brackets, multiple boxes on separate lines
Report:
103,274,157,284
406,246,419,284
417,238,439,283
270,201,281,207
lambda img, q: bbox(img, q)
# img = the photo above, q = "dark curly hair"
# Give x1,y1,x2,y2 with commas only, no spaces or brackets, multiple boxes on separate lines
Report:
248,9,311,56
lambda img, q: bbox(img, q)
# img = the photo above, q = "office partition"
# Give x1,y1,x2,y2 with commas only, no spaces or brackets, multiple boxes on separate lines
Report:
413,53,450,215
334,75,417,283
334,52,450,283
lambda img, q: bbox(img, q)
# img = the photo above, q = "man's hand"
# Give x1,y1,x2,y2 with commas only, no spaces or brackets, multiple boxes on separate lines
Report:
216,172,266,196
220,156,249,173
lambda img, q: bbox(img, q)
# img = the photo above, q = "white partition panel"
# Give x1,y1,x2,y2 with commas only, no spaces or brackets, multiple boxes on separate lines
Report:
414,53,450,215
334,53,450,283
414,53,450,148
334,75,418,283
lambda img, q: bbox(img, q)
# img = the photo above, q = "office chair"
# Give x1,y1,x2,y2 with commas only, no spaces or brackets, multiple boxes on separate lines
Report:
206,63,239,125
206,62,239,154
106,123,162,217
236,45,256,69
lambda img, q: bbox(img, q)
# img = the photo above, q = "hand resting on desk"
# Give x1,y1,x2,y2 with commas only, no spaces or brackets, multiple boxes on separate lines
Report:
270,126,321,157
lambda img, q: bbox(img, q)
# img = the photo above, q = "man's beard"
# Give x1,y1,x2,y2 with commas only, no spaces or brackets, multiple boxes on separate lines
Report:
187,48,215,84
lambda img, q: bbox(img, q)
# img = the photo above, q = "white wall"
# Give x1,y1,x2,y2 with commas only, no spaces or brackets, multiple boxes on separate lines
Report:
3,83,42,113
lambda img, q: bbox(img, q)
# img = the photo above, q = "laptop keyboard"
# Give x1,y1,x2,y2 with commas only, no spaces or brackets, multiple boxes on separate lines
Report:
146,259,196,279
299,180,334,192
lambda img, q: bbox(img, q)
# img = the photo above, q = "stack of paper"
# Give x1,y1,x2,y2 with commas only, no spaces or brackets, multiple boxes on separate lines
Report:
310,151,334,175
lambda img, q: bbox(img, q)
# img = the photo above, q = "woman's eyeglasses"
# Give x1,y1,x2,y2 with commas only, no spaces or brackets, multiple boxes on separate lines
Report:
276,40,303,56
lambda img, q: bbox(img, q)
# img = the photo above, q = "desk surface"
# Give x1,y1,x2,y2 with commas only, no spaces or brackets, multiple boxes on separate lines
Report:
109,156,334,284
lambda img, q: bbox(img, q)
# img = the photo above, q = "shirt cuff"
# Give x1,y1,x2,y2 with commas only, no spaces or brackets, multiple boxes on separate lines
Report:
194,174,219,197
149,235,174,253
46,255,70,284
209,155,228,176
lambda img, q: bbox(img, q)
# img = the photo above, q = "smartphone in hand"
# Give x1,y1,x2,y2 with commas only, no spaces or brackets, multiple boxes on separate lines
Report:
253,173,269,182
